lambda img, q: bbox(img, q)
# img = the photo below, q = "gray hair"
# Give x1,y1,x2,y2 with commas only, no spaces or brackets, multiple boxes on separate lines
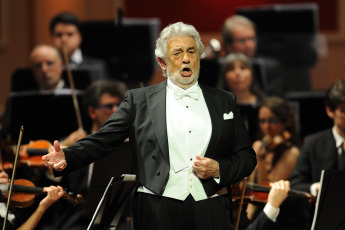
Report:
221,15,256,45
155,22,205,76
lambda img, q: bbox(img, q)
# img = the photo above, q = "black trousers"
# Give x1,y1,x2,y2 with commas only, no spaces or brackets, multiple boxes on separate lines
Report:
133,193,233,230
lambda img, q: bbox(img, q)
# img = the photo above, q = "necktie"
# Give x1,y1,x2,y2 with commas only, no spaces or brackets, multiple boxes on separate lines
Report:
174,88,199,100
340,142,345,170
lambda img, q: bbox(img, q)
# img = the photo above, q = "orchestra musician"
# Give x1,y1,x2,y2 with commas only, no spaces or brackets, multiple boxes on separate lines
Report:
235,180,291,230
43,22,257,230
0,44,87,144
49,12,109,79
290,79,345,228
218,15,285,96
0,44,90,229
250,97,300,184
217,52,265,142
0,171,64,230
247,96,303,229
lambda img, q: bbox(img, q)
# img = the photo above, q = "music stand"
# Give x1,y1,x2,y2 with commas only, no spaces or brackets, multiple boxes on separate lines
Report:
87,174,136,230
311,170,345,230
9,90,91,143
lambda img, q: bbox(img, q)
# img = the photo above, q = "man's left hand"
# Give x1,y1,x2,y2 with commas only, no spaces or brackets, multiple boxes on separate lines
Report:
193,155,220,179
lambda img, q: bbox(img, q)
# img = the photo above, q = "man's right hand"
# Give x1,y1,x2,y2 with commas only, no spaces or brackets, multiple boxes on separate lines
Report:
42,140,67,171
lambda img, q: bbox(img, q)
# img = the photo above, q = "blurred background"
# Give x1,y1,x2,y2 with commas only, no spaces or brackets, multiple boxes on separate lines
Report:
0,0,344,115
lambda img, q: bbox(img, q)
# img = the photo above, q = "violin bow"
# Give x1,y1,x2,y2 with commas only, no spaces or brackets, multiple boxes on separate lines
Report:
61,43,84,130
3,126,24,230
235,177,247,230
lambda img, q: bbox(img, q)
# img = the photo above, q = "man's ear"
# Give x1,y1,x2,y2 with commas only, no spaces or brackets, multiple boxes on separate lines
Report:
326,106,335,119
88,106,97,120
157,57,167,71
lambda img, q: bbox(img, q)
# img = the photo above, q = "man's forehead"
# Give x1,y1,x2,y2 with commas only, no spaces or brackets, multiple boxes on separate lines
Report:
54,23,79,32
167,36,197,49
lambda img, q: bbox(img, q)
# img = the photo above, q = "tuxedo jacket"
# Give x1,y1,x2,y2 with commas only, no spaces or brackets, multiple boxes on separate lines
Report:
290,128,339,192
62,80,257,196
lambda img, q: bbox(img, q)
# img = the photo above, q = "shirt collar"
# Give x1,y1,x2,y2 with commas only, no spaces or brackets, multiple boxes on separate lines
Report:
332,126,344,148
70,49,83,65
166,78,199,93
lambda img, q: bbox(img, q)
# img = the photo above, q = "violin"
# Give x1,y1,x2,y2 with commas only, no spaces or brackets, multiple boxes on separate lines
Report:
0,140,50,170
231,181,315,207
0,179,84,208
19,140,50,168
262,131,292,153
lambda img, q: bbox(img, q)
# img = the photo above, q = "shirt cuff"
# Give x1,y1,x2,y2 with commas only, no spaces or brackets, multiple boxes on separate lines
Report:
310,182,319,196
264,202,280,222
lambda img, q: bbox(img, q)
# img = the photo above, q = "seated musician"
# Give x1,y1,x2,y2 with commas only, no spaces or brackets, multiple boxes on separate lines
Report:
0,171,63,230
248,96,308,229
290,79,345,228
0,44,89,229
236,180,290,230
0,44,87,143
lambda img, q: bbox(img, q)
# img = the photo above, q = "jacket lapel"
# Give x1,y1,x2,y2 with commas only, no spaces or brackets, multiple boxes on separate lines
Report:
201,85,224,158
147,80,170,162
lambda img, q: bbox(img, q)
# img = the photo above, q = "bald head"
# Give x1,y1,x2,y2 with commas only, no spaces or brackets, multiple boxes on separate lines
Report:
30,45,63,90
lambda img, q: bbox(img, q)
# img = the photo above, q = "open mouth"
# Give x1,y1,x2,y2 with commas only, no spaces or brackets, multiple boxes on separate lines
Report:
181,67,192,77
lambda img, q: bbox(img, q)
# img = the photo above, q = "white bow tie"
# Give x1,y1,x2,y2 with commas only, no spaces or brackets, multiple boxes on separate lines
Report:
174,89,199,100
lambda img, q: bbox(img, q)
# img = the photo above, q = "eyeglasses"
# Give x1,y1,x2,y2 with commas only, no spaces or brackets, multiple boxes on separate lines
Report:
259,117,279,124
95,103,119,110
234,37,257,44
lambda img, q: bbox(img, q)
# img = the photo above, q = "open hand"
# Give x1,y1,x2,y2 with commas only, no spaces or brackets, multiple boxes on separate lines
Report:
42,140,67,171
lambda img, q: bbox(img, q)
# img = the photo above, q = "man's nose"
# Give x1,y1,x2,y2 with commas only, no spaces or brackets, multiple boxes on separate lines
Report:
41,63,49,72
61,34,69,43
182,52,190,63
234,67,241,75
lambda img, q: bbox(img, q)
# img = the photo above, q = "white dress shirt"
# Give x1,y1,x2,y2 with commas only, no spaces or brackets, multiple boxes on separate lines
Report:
69,49,83,66
162,79,212,201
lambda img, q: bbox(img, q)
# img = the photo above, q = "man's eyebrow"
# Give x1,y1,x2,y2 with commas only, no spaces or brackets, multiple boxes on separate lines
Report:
172,48,183,52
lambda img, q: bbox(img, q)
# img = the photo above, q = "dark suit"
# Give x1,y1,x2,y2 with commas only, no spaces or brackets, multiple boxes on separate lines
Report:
289,128,338,229
62,80,257,228
290,128,338,192
246,212,276,230
236,206,276,230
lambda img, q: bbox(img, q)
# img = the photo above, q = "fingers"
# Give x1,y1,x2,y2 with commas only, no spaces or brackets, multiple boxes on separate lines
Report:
41,185,64,208
192,157,219,179
270,180,290,191
268,180,290,208
53,160,67,171
54,140,61,152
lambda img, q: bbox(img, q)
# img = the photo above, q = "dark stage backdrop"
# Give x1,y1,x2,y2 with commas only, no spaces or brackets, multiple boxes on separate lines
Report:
126,0,337,33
